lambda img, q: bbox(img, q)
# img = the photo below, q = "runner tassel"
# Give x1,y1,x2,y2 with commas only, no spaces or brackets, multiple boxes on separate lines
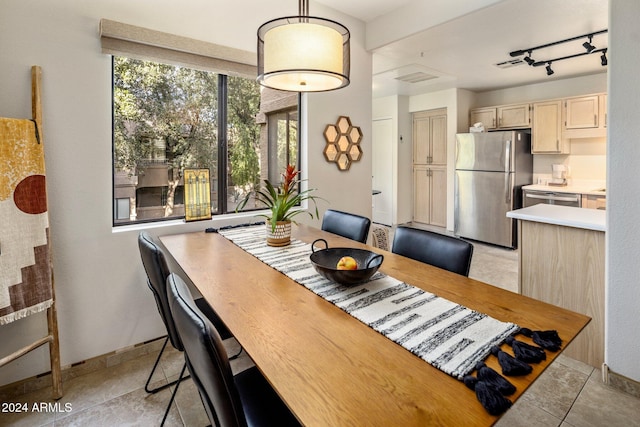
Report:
506,336,546,363
517,328,563,352
491,346,533,376
463,376,513,415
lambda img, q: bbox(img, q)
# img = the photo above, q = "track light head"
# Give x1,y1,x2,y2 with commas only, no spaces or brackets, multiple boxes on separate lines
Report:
601,49,608,66
524,51,535,65
583,35,595,53
545,62,554,76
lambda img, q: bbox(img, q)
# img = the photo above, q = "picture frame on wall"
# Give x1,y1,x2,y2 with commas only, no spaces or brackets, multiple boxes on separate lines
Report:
184,168,212,222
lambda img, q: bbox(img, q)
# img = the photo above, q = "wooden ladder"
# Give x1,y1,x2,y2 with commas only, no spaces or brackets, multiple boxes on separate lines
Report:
0,66,63,399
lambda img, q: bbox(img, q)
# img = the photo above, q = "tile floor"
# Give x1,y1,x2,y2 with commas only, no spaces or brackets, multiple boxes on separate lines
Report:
3,235,640,426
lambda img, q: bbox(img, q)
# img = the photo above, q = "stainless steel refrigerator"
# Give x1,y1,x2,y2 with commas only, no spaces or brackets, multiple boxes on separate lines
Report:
454,131,532,248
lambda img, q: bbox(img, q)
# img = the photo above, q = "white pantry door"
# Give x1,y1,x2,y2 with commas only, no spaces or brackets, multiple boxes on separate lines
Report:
372,118,393,226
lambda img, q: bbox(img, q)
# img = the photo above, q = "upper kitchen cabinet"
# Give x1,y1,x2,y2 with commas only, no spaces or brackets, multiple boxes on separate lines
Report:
498,104,531,128
469,103,530,130
413,109,447,165
562,93,607,139
532,100,569,154
469,107,497,129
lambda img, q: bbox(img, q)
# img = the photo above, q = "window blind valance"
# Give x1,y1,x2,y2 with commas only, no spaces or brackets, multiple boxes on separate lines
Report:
99,19,257,79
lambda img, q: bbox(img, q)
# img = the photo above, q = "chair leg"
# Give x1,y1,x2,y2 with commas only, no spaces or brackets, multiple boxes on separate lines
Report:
145,337,193,393
145,337,171,394
161,361,187,427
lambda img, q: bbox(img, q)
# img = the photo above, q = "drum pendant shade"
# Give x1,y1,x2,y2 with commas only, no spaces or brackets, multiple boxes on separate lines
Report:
257,3,350,92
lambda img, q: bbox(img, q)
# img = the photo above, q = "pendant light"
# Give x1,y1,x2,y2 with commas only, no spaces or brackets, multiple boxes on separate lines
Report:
257,0,350,92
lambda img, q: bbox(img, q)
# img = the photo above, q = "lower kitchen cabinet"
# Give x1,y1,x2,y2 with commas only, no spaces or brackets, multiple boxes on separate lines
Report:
518,220,604,367
582,194,606,210
413,165,446,227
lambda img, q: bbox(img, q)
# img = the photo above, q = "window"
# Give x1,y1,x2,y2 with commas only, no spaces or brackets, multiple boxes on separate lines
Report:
112,57,299,225
267,109,298,184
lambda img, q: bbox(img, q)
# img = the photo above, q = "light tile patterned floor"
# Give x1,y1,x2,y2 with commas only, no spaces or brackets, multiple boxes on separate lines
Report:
3,238,640,426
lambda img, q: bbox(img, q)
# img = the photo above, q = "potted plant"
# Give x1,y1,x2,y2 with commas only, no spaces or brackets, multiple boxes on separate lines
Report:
237,164,324,246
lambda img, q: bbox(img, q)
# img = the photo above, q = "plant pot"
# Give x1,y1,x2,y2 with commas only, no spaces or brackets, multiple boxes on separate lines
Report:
266,220,292,247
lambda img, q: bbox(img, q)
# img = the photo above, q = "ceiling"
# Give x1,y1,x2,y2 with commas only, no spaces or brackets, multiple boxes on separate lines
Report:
316,0,608,97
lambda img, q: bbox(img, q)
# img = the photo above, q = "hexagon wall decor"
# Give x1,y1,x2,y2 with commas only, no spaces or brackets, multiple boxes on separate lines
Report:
323,116,363,171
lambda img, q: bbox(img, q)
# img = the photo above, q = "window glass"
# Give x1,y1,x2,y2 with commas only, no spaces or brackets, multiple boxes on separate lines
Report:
112,57,298,225
226,75,262,213
114,198,130,220
268,109,298,184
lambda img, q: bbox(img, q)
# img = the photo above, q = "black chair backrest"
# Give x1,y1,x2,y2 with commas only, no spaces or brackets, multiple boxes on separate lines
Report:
138,231,183,351
167,273,247,427
321,209,371,244
392,226,474,277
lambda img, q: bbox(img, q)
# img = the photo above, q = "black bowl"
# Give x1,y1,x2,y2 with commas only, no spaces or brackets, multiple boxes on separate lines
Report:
309,239,384,286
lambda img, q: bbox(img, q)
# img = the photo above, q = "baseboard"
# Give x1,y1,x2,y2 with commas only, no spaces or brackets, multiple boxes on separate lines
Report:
0,336,165,401
603,363,640,399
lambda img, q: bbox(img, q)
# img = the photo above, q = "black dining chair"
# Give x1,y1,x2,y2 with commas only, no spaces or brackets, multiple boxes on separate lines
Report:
138,232,239,425
391,226,474,277
321,209,371,244
167,273,301,427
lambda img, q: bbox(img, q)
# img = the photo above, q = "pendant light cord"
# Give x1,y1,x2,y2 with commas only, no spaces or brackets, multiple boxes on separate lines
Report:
299,0,308,17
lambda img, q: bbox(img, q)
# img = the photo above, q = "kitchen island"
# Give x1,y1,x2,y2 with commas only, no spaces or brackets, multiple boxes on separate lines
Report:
507,204,605,368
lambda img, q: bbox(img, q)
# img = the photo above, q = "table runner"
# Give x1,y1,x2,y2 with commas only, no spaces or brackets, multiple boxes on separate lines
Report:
218,225,519,380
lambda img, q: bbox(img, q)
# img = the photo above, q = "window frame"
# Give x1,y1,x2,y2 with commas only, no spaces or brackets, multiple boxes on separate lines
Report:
111,56,302,227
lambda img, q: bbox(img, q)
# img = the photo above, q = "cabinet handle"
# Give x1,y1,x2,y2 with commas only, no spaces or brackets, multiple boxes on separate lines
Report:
556,140,560,152
594,114,597,126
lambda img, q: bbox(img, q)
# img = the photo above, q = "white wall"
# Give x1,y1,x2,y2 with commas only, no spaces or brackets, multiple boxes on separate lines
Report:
372,95,412,225
299,4,372,228
397,96,412,224
606,0,640,383
473,73,607,106
0,0,371,386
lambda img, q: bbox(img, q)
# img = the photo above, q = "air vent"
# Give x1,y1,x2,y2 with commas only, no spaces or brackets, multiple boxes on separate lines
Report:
495,59,524,69
394,71,438,83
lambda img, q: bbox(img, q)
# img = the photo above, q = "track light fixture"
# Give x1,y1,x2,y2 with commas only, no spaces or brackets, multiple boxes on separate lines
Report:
509,29,607,76
524,51,535,66
545,62,554,76
583,35,596,53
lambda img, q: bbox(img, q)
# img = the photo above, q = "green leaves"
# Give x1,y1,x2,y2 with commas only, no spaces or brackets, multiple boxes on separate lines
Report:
235,166,325,232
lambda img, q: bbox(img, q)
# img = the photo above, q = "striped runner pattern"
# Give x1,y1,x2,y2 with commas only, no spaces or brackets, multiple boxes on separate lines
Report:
219,225,519,379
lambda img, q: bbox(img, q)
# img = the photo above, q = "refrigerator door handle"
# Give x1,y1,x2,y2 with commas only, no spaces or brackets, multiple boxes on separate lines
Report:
505,139,512,172
505,173,511,204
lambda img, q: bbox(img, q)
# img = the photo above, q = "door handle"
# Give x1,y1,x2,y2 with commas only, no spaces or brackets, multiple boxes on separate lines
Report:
525,194,580,202
505,174,511,204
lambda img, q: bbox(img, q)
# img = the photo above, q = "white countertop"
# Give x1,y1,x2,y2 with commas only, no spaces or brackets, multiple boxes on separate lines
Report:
507,204,606,232
523,181,606,196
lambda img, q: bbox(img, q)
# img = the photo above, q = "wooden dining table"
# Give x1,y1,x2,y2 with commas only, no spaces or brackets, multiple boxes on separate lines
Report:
160,223,590,427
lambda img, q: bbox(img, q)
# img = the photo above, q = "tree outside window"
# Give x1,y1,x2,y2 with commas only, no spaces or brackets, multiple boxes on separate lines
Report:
112,57,298,225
